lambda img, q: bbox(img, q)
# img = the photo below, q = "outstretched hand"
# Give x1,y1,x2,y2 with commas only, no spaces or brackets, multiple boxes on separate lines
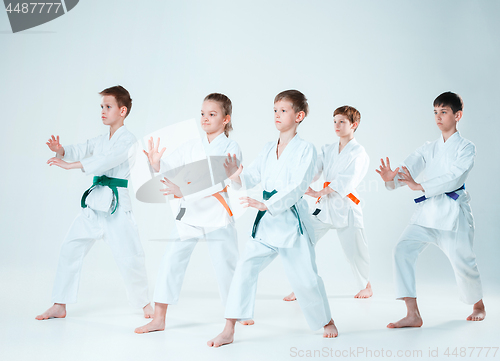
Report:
160,177,183,198
224,153,243,184
305,186,320,198
46,135,64,157
397,166,423,191
143,137,166,172
375,157,399,182
47,157,82,170
239,196,268,211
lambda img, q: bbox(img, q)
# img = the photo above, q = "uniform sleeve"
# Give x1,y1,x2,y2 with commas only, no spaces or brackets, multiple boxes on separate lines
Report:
79,136,134,175
386,142,428,191
239,144,269,190
420,142,475,197
311,146,324,183
264,144,316,216
328,151,369,198
63,136,100,162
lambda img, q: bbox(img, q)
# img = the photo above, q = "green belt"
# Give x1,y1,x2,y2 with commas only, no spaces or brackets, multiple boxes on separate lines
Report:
251,189,303,238
81,175,128,214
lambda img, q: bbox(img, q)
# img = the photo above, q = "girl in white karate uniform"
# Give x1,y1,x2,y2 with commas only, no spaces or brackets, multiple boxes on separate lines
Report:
208,90,337,348
376,92,485,328
283,106,372,302
135,93,251,333
37,86,152,320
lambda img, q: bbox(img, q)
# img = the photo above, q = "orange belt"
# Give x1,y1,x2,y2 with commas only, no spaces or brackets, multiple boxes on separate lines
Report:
316,181,360,205
212,185,233,217
174,182,233,216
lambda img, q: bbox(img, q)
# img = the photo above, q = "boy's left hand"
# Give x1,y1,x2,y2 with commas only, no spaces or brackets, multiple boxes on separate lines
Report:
240,196,268,211
398,166,424,191
305,187,319,198
47,157,82,170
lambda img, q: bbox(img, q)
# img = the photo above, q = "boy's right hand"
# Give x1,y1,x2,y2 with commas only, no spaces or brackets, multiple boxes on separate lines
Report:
46,135,65,157
143,137,165,173
375,157,399,182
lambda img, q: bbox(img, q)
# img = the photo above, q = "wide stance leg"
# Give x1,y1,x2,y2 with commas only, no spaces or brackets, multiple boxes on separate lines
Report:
105,209,150,308
51,209,100,304
393,225,430,299
280,235,332,331
337,226,370,290
224,240,277,321
435,212,483,305
205,224,239,306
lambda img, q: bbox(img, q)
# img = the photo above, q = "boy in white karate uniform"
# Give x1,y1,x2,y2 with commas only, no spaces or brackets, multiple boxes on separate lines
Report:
135,93,253,333
376,91,485,328
208,90,337,347
283,105,372,302
37,86,152,320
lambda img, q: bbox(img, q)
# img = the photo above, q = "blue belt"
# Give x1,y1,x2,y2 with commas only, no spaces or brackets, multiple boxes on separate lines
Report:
414,184,465,203
251,190,303,238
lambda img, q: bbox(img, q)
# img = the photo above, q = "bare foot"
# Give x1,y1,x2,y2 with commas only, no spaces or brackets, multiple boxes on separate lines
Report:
135,318,165,334
387,314,423,328
354,282,373,299
207,330,234,347
143,303,154,319
239,320,255,326
467,299,485,321
207,319,236,348
283,292,296,301
323,319,338,338
35,304,66,320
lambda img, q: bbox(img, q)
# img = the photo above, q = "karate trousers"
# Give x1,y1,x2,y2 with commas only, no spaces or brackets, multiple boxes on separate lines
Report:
310,215,370,290
153,222,239,305
393,210,483,304
225,232,332,331
51,207,150,308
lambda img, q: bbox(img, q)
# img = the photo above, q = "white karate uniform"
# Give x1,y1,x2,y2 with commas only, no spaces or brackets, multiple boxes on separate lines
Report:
153,133,241,305
225,135,332,331
387,131,483,304
311,139,370,290
51,126,150,308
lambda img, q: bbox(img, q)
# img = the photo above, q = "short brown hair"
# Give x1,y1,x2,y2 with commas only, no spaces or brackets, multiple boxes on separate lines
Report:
334,105,361,131
99,85,132,117
433,91,463,114
204,93,233,137
274,90,309,117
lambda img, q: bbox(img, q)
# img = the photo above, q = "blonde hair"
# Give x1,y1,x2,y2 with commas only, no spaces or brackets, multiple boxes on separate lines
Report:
204,93,233,136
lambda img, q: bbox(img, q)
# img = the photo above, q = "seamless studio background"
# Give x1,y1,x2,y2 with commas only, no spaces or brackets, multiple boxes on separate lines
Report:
0,1,499,360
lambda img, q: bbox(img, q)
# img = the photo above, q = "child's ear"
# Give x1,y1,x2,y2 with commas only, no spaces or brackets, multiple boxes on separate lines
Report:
296,111,305,123
455,110,463,122
223,114,231,125
352,122,359,130
120,106,128,117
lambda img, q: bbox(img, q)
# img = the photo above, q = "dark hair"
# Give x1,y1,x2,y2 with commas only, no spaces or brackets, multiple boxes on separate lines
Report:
333,105,361,131
433,92,463,114
204,93,233,136
99,85,132,117
274,89,309,117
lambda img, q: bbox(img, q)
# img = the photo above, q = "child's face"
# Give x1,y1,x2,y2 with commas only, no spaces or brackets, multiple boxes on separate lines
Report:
434,105,460,133
274,100,301,132
201,100,228,135
333,114,357,137
101,95,126,126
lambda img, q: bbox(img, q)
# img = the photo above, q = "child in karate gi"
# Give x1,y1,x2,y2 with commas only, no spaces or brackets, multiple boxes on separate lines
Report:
283,105,372,302
207,90,337,348
36,86,152,320
376,91,485,328
135,93,253,333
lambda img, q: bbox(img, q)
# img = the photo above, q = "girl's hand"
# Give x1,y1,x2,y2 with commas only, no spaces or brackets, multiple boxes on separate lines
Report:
143,137,165,173
160,177,183,198
47,157,81,170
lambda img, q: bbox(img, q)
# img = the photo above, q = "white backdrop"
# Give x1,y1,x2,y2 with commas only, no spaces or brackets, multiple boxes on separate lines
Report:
0,0,499,351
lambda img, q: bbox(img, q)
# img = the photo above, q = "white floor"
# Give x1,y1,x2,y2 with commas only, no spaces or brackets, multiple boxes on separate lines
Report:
1,273,498,361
